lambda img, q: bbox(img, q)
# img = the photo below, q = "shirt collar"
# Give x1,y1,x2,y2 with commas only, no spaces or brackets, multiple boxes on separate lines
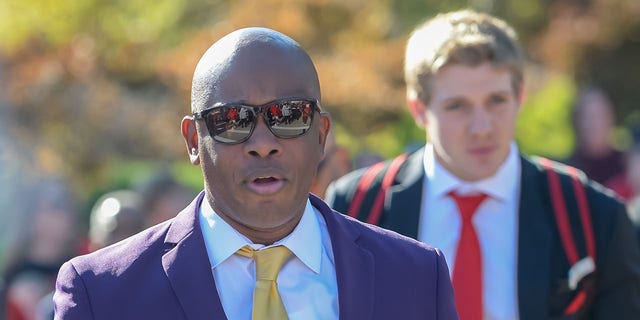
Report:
424,142,521,202
200,197,323,274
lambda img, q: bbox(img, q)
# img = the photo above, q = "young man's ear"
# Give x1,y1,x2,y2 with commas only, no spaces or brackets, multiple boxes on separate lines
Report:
516,85,526,109
181,116,200,165
407,91,428,128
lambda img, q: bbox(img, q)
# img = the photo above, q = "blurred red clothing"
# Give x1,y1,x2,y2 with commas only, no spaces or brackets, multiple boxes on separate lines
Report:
605,174,634,201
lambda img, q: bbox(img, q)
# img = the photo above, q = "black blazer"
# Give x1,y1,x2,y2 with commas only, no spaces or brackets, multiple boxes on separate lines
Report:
326,147,640,319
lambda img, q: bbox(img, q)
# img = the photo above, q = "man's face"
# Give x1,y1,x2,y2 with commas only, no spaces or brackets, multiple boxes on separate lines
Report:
421,62,520,181
184,41,329,236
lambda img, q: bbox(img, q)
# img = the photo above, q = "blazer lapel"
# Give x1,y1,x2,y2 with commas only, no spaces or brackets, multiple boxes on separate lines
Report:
162,192,228,320
385,148,425,239
311,195,375,319
517,158,554,320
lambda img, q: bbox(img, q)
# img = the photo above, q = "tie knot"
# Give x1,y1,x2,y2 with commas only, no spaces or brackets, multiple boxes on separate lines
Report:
449,191,488,220
238,245,291,281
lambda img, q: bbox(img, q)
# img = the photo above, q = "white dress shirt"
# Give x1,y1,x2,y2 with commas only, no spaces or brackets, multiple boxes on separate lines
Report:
199,198,339,320
419,142,521,320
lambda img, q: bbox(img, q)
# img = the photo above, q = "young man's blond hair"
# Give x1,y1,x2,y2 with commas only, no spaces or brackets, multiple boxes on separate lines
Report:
404,9,524,104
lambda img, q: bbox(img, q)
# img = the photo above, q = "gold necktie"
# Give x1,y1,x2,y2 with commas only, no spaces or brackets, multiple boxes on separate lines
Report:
237,245,291,320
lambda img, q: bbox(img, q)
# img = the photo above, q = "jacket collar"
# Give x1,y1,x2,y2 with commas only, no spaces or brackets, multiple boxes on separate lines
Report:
161,192,377,319
162,191,228,320
310,194,376,319
385,147,426,239
516,157,554,320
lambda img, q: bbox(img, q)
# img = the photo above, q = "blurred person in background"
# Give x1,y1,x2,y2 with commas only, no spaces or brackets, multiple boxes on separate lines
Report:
0,55,26,320
5,272,51,320
29,189,148,320
2,178,79,320
567,86,626,185
327,9,640,319
607,128,640,245
88,190,144,252
33,186,171,320
135,171,195,228
310,131,351,199
605,140,640,200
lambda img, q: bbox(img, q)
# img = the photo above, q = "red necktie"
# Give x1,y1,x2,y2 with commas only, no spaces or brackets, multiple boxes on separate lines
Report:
449,191,488,320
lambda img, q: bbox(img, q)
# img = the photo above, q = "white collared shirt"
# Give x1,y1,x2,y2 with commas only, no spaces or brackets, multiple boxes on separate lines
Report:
419,142,521,320
199,198,339,320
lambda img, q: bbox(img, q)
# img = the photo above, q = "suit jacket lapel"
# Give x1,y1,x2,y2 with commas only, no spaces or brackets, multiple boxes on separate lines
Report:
385,148,425,239
517,158,554,320
310,195,375,319
162,191,228,320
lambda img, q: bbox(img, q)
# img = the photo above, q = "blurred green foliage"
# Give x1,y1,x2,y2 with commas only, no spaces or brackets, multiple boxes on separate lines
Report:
516,74,577,159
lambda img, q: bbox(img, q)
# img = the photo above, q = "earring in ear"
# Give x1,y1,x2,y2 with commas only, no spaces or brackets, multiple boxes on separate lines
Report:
191,148,197,155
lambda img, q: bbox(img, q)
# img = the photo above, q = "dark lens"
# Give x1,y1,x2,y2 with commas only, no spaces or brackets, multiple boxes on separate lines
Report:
207,106,255,143
269,101,314,138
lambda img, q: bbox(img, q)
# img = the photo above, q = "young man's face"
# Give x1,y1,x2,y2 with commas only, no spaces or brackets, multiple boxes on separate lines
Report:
418,62,521,181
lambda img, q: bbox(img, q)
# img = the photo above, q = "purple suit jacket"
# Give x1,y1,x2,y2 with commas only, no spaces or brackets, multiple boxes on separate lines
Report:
54,192,458,319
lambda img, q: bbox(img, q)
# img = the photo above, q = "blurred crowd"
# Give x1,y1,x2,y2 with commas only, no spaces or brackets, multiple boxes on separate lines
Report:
0,172,196,320
564,86,640,227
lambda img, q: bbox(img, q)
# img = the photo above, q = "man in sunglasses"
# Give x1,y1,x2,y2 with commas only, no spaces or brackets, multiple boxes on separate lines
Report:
53,27,458,319
327,9,640,320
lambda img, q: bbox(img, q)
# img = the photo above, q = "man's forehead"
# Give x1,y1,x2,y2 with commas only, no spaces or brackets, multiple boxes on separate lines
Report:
193,31,320,109
197,28,299,73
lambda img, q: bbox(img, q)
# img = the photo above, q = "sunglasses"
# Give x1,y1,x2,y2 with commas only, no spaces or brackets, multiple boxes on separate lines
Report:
193,98,323,144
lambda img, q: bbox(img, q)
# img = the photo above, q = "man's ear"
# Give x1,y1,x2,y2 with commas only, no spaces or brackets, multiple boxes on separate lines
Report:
318,115,331,153
407,93,428,128
181,116,200,165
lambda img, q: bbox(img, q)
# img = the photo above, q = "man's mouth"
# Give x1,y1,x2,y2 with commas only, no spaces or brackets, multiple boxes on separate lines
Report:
247,175,285,194
254,176,278,184
469,145,495,156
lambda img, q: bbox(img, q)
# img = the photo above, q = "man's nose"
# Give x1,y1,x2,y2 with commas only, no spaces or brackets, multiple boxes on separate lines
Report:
468,107,492,135
244,117,282,157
